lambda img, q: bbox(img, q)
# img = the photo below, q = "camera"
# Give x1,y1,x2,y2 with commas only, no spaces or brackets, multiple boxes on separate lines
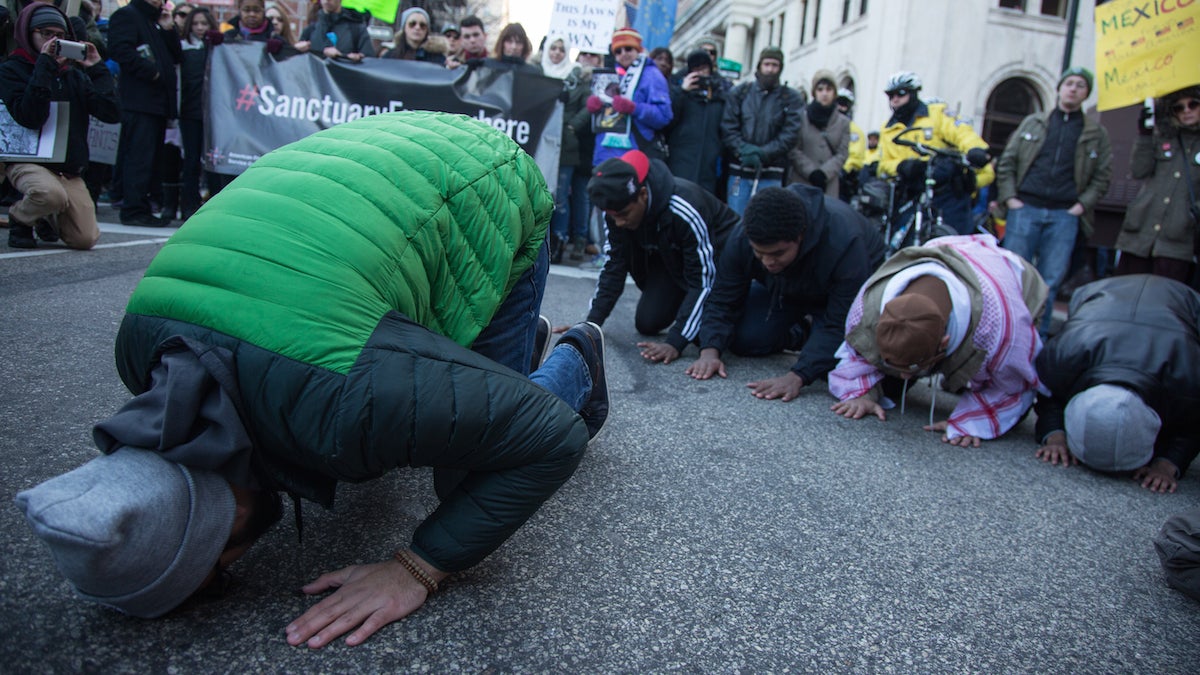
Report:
54,39,87,61
694,75,712,89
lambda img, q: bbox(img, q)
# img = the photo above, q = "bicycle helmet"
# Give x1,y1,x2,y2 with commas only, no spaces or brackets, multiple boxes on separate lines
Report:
885,71,922,94
836,88,855,106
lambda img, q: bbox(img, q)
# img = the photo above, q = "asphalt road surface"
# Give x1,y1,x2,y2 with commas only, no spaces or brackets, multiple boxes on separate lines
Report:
2,219,1197,673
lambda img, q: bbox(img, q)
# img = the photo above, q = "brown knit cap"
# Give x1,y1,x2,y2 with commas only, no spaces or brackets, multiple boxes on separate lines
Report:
876,275,952,370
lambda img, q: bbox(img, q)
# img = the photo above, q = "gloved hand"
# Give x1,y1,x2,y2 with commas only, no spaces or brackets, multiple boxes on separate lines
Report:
611,95,636,114
205,30,224,46
586,95,603,114
1138,104,1155,136
740,144,762,169
897,158,925,181
965,147,990,169
808,170,827,189
930,156,957,184
266,38,283,55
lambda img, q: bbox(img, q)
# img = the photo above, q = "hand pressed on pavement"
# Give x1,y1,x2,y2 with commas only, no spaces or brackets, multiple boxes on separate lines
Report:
1133,458,1179,493
637,341,679,364
831,394,886,421
1035,432,1076,467
685,348,726,380
924,420,981,447
286,552,447,649
747,372,804,401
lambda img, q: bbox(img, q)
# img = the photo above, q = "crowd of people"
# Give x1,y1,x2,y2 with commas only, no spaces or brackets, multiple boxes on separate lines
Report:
6,4,1200,643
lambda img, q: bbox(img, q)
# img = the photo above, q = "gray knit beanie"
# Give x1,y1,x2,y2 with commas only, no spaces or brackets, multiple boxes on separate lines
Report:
1064,384,1160,472
30,5,68,32
15,447,235,618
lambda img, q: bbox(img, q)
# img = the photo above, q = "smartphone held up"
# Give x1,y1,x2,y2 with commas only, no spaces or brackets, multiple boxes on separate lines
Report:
54,39,87,61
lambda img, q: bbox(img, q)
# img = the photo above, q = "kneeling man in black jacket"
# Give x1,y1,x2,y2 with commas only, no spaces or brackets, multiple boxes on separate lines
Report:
1034,274,1200,493
580,149,739,364
686,185,886,401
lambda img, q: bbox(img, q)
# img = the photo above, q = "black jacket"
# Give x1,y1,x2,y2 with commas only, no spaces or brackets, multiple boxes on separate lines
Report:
0,5,120,175
720,78,804,175
699,184,886,384
666,82,726,194
178,40,205,121
1035,274,1200,474
587,159,738,351
106,0,180,117
300,9,373,57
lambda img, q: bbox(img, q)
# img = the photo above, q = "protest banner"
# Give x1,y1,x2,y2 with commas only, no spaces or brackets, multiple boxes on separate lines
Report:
547,0,620,54
205,44,563,188
1095,0,1200,111
0,102,69,163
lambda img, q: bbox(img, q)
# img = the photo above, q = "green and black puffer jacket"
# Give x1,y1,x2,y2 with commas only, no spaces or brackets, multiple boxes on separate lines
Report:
114,111,586,571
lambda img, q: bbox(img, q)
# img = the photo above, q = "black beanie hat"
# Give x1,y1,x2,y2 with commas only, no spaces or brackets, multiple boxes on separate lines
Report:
686,49,713,72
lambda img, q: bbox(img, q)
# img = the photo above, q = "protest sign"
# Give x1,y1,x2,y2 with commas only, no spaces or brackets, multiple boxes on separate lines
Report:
1095,0,1199,110
547,0,620,54
206,45,563,188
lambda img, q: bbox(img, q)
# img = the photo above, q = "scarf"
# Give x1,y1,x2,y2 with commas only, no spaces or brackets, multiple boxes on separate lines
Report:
806,100,835,130
540,36,575,80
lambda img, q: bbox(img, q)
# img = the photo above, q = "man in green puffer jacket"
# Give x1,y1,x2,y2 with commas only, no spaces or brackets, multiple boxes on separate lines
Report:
15,111,609,649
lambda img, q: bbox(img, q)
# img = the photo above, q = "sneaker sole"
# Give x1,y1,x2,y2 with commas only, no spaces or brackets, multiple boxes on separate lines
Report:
581,321,608,444
531,315,552,373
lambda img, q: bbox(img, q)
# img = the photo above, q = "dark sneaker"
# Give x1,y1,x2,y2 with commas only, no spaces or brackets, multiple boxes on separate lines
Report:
558,321,608,440
8,224,36,249
121,214,169,228
34,217,59,243
531,314,552,373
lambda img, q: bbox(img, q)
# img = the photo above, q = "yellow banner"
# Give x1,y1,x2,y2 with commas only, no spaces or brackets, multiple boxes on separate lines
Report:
1095,0,1200,111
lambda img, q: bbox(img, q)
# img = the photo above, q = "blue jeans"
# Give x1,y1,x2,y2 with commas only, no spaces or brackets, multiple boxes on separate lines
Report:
726,174,782,215
729,281,807,355
1002,205,1077,334
438,242,589,499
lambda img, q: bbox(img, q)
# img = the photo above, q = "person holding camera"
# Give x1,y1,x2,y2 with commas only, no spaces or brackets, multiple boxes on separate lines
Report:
1114,85,1200,286
665,49,726,195
0,2,119,249
994,67,1112,337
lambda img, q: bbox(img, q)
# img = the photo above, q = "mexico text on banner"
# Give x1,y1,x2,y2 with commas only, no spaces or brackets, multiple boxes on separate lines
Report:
1095,0,1199,111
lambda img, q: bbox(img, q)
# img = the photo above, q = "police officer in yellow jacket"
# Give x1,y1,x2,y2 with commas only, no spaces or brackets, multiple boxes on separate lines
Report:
877,72,993,235
836,88,867,201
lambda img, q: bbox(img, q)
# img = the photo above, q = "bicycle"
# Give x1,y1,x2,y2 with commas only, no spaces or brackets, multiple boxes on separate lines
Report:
884,126,989,254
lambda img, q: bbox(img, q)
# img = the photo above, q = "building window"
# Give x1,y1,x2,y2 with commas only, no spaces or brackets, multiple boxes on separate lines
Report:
982,77,1043,155
860,0,868,16
813,0,822,39
999,0,1024,8
799,0,808,45
1039,0,1067,17
842,0,852,23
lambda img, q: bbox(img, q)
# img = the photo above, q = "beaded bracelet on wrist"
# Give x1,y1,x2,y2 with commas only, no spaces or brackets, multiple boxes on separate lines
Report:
393,550,439,595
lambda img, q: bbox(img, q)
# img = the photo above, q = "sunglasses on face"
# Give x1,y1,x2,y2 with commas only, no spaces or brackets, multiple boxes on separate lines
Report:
705,49,717,56
173,10,188,16
1172,99,1200,114
614,46,638,54
407,20,427,28
886,89,909,99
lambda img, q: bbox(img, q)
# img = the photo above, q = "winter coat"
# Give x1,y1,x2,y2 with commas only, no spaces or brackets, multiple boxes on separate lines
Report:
844,119,866,173
300,8,373,57
1035,274,1200,474
178,39,205,121
0,3,120,176
106,0,180,117
591,57,673,166
878,101,994,189
787,107,851,197
112,112,582,571
381,33,447,65
559,66,589,169
720,78,804,177
1115,123,1200,262
666,82,726,194
699,184,886,384
994,107,1112,237
587,158,738,351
